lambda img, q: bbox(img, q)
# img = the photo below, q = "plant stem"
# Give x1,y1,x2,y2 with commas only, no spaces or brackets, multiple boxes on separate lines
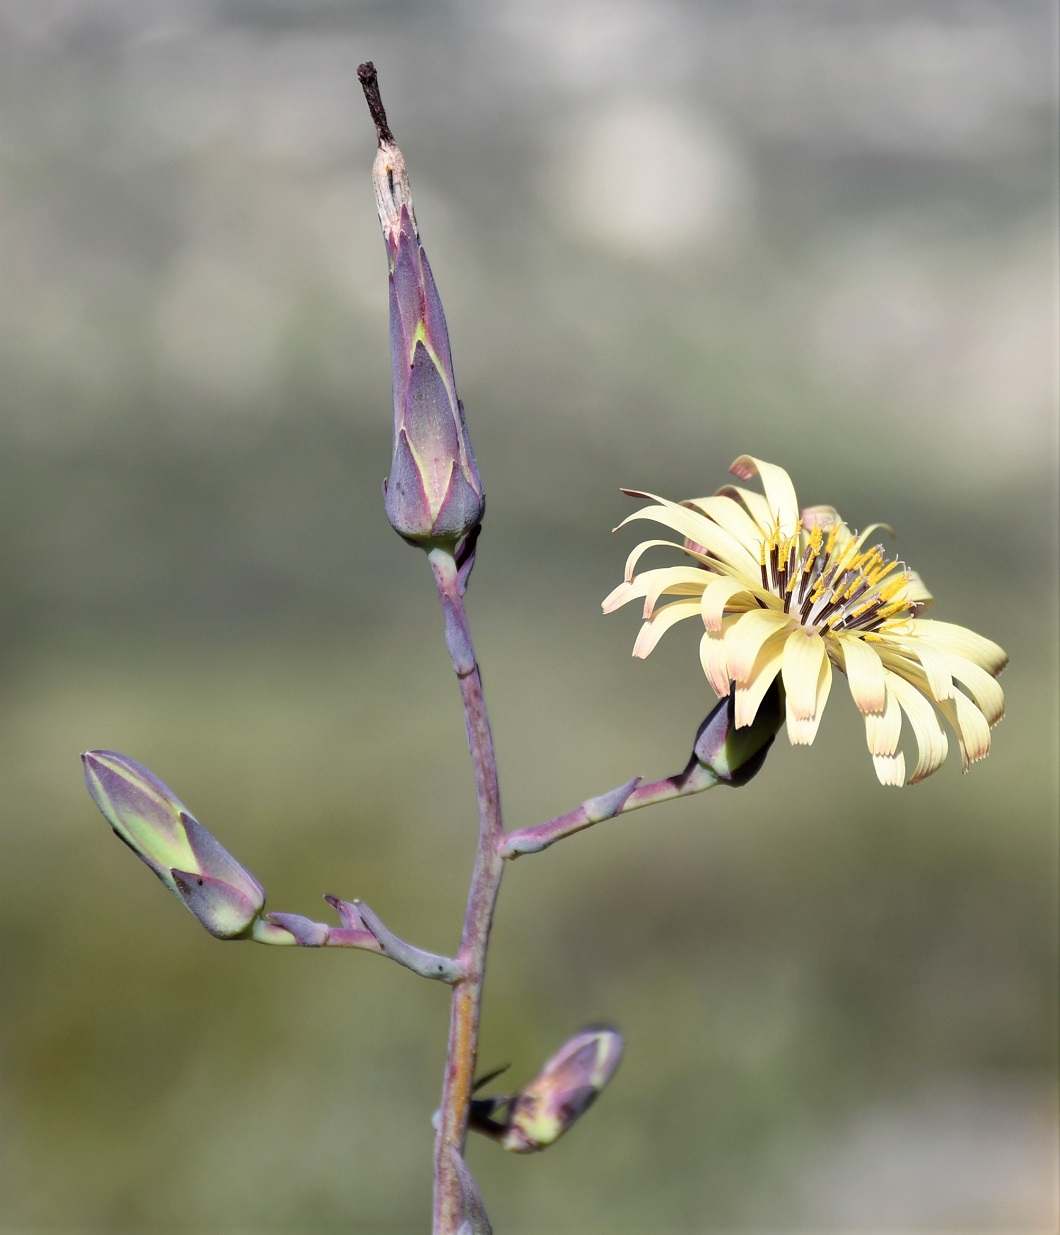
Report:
429,549,505,1235
500,760,717,857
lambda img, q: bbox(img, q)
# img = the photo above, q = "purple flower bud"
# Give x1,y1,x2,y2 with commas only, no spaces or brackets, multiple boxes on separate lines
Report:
82,751,265,939
359,63,485,552
501,1026,624,1153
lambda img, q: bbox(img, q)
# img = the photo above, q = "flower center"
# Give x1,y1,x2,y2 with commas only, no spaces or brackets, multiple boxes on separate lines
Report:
759,519,911,637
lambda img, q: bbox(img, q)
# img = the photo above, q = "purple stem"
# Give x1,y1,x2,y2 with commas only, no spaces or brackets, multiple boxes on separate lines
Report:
500,755,719,858
354,898,465,982
253,912,384,951
428,548,505,1235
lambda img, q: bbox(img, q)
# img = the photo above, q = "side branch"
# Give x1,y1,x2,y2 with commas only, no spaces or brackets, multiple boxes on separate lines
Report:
500,686,785,858
500,760,716,858
253,897,463,981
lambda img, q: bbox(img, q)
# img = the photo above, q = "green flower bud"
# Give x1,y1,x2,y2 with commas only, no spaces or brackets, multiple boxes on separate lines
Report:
82,751,265,939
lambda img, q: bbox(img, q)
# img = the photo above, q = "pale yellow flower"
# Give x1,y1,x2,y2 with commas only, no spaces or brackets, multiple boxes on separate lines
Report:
603,455,1007,786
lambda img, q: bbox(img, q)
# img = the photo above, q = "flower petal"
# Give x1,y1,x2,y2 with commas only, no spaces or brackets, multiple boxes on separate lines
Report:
949,656,1005,727
632,598,702,658
725,608,792,682
906,640,954,703
935,689,992,771
619,537,709,583
638,567,712,617
617,497,759,576
682,494,764,556
729,456,800,537
602,579,640,613
781,629,832,745
863,682,902,755
700,629,732,696
715,483,773,533
733,635,787,728
911,620,1008,676
700,575,760,632
886,671,949,782
800,504,842,531
837,634,887,715
872,751,907,786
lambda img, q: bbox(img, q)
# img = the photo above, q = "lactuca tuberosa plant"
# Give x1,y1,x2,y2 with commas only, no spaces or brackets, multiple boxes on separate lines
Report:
80,63,1008,1235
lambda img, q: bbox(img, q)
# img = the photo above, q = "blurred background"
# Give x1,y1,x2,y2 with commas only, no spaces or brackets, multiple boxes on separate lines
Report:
2,1,1057,1231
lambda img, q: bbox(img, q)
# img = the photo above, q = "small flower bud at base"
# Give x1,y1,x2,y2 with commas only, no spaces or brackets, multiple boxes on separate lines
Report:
469,1026,623,1154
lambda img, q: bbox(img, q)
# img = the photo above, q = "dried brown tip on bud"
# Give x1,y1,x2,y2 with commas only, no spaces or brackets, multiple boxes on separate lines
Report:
356,62,394,146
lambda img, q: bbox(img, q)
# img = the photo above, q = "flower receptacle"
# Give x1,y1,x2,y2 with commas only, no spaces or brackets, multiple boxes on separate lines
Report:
693,683,784,787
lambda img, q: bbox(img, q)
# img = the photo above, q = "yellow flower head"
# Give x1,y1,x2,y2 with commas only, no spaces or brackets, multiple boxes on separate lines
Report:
603,455,1007,786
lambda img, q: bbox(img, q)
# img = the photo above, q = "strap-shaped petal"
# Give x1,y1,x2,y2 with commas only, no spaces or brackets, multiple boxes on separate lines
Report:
886,671,949,782
863,681,902,755
908,640,954,703
639,566,714,617
935,689,992,770
617,494,760,576
602,567,705,615
910,620,1008,676
619,537,718,585
601,578,640,613
682,494,764,556
838,633,887,715
631,598,701,658
732,635,786,729
851,522,895,552
729,456,800,537
872,751,907,786
782,629,832,744
800,504,841,530
700,575,760,632
715,483,772,532
949,656,1005,727
725,608,791,683
700,628,732,696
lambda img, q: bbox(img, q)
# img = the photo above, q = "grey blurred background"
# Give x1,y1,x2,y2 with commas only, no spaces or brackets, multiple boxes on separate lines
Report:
2,1,1057,1232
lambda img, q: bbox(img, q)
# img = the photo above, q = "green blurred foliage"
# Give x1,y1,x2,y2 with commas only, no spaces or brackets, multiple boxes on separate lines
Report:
2,1,1057,1231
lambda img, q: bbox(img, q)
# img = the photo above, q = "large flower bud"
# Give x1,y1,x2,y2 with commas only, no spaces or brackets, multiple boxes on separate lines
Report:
359,62,485,551
82,750,265,939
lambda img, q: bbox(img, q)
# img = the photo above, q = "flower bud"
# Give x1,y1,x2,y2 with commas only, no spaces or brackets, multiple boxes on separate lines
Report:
693,681,784,787
358,62,485,551
82,750,265,939
500,1026,623,1153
